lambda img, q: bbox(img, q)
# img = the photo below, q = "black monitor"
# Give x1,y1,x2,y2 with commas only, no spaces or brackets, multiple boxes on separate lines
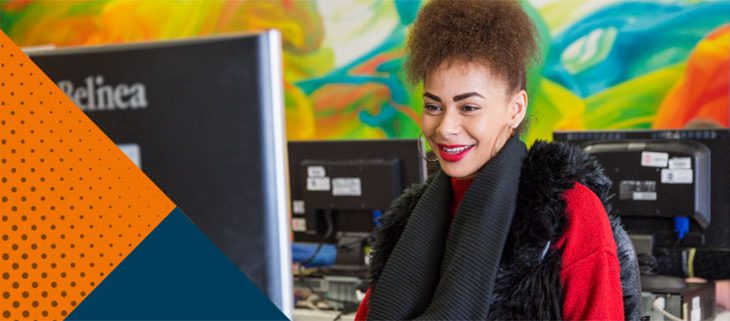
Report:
28,32,293,314
554,129,730,250
288,139,426,269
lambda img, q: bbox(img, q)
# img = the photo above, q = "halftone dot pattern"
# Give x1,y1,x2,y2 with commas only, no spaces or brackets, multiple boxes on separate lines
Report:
0,31,175,320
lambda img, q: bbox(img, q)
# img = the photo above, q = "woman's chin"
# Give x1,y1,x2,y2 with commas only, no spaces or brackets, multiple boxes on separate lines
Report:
440,163,477,179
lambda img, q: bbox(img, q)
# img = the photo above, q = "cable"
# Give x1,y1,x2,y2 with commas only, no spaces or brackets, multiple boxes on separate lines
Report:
295,210,333,305
687,247,697,278
300,209,335,267
652,297,684,321
295,210,362,312
674,216,689,240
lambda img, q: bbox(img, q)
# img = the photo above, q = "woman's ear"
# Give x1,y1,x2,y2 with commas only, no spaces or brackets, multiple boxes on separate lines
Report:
509,90,528,129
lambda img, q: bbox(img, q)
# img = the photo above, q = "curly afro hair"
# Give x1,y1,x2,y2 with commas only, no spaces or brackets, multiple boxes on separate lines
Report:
405,0,539,93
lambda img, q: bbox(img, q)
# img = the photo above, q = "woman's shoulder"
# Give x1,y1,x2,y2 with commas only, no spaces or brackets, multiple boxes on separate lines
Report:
559,182,618,258
564,182,605,213
521,140,613,206
562,182,614,235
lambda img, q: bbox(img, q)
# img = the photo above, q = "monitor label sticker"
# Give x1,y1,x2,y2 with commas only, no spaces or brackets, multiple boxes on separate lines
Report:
292,200,305,214
292,218,307,232
661,169,693,184
633,192,657,201
307,166,326,178
619,180,656,200
668,157,692,169
306,177,331,191
641,151,669,167
332,178,362,196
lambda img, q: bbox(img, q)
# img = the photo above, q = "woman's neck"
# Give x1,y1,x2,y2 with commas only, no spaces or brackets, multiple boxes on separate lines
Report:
450,176,475,217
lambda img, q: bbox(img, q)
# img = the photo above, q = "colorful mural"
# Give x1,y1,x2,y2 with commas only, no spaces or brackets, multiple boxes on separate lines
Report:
1,0,728,142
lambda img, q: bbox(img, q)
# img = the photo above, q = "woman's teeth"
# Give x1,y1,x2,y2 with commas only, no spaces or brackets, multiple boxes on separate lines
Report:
443,145,472,154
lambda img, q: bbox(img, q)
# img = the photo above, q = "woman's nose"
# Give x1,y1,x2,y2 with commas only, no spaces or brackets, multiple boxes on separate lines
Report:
436,109,461,138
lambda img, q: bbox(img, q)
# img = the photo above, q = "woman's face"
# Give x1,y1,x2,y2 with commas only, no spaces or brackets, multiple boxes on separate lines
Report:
422,61,527,179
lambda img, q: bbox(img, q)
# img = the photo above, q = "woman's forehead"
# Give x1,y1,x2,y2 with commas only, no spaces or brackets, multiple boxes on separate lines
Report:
424,61,509,96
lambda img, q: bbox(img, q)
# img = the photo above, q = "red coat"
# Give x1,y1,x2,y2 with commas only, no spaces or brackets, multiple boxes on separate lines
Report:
355,182,624,321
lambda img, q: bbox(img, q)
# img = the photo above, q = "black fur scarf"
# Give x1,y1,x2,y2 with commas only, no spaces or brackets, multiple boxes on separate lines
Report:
368,140,641,320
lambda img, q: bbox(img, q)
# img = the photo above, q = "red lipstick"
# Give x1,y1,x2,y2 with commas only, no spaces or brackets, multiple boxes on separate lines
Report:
437,144,475,162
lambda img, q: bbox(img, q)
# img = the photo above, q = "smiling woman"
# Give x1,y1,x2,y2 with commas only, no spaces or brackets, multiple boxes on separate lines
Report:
422,62,527,178
355,1,642,320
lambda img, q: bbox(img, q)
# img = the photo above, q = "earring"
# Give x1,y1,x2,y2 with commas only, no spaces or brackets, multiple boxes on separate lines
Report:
418,131,439,162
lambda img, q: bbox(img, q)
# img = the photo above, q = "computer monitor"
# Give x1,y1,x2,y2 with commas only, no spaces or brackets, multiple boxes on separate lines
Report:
288,139,427,269
28,32,293,314
554,129,730,250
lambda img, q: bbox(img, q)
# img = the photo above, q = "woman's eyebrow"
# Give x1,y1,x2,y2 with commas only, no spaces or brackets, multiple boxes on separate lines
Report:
423,92,441,102
453,92,485,101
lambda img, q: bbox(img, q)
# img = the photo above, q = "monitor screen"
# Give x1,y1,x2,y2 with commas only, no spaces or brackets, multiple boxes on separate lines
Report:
288,139,426,247
554,129,730,250
28,32,292,314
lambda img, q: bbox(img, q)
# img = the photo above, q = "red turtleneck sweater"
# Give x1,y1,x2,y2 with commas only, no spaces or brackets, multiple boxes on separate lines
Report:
354,180,624,320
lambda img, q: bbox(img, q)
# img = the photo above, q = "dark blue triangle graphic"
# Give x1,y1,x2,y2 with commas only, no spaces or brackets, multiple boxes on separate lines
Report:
67,207,288,320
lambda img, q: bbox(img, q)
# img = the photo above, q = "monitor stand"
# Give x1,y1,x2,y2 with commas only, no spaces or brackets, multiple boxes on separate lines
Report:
330,233,369,277
641,274,688,293
632,235,715,321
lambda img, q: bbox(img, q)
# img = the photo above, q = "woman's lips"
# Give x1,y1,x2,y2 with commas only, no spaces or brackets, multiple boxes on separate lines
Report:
437,144,475,162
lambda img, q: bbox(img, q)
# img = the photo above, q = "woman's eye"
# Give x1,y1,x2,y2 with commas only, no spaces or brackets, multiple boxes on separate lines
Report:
424,104,441,112
461,105,479,112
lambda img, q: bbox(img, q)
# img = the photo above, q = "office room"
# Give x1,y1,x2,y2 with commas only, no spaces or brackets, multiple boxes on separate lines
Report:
1,0,729,320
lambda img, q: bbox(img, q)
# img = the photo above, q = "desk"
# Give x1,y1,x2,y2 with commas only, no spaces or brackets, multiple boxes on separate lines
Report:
714,310,730,321
293,307,730,320
293,308,356,321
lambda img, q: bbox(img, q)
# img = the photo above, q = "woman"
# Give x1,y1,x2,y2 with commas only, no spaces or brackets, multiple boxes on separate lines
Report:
355,1,641,320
